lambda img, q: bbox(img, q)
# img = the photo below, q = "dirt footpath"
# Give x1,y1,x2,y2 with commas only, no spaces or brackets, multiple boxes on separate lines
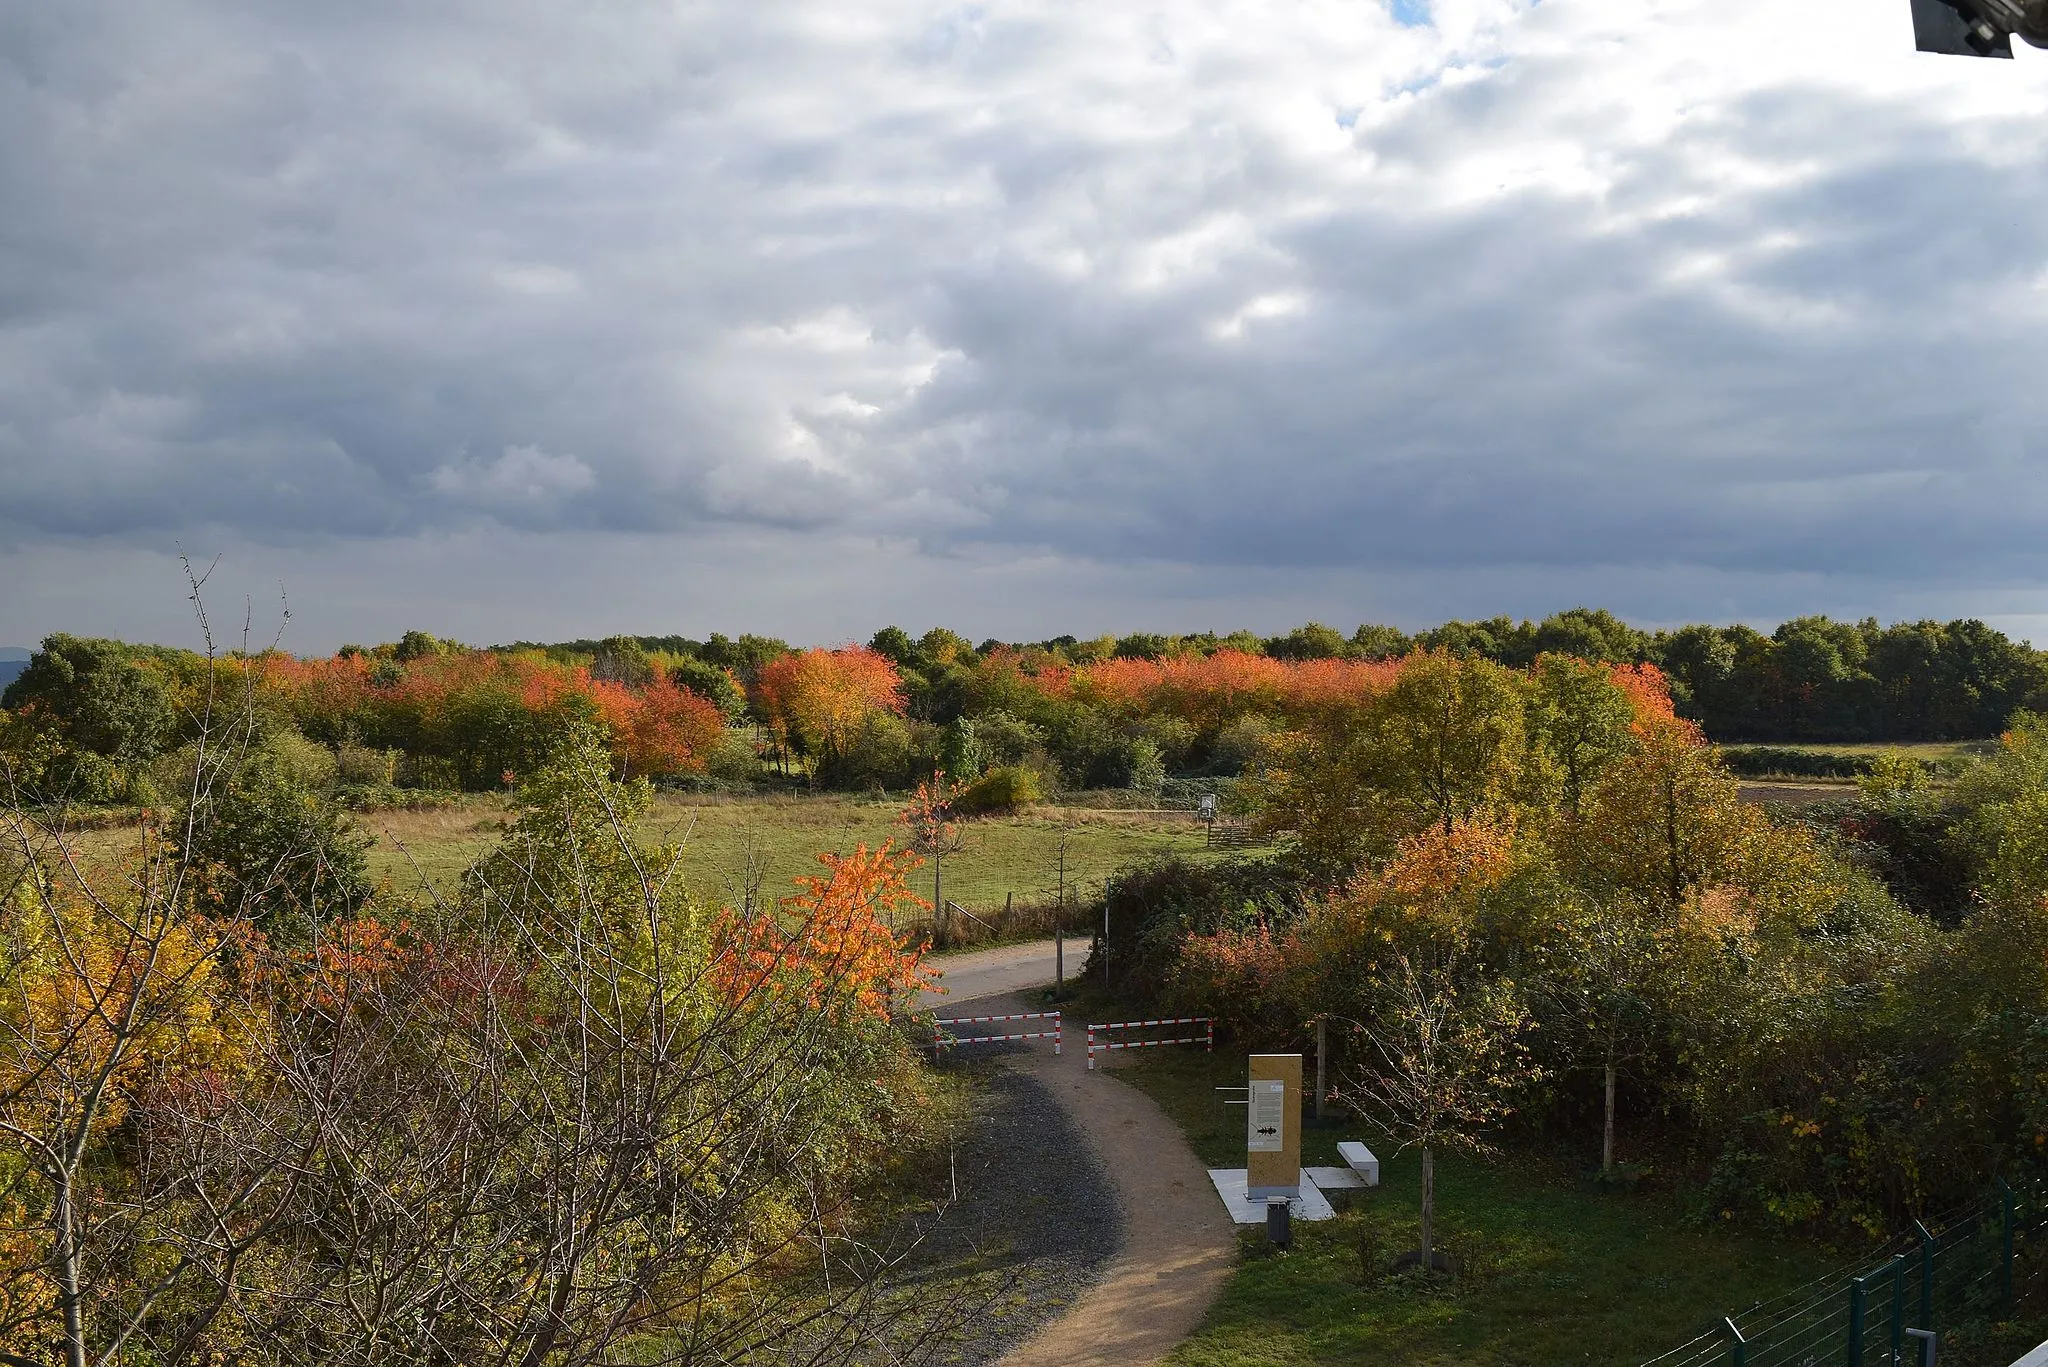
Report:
923,945,1236,1367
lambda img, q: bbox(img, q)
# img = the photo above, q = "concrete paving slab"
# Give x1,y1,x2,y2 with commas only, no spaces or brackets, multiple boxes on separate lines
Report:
1206,1168,1339,1224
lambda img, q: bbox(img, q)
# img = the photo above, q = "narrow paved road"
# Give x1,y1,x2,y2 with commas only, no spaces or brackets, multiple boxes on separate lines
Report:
918,937,1086,1008
923,940,1236,1367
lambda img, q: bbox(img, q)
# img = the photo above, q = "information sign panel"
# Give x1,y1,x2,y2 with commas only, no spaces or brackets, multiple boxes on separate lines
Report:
1246,1053,1301,1199
1247,1079,1285,1152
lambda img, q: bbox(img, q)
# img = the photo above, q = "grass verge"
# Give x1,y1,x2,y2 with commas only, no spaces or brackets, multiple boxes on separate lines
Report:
1104,1044,1839,1367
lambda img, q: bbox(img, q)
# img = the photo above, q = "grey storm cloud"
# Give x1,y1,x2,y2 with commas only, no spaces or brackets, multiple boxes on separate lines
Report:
3,0,2048,644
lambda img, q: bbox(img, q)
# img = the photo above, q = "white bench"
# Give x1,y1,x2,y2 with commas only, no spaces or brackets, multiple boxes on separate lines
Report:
1337,1141,1380,1186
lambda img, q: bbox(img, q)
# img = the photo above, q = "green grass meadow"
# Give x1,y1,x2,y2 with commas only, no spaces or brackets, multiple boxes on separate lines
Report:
1105,1045,1838,1367
361,793,1236,914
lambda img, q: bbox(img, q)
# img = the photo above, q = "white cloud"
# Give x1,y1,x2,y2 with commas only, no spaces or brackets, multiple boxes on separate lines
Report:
428,445,596,509
3,0,2048,639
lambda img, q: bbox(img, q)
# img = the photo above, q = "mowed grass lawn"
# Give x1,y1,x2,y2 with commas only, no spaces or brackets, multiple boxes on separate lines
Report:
1108,1045,1837,1367
363,793,1235,912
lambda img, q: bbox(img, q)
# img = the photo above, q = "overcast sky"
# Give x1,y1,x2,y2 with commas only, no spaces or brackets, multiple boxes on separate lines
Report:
3,0,2047,652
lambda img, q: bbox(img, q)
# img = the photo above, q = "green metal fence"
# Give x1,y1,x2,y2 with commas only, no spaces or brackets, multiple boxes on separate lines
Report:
1643,1176,2048,1367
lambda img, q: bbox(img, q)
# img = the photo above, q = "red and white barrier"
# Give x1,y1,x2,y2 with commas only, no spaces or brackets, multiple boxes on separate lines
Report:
1086,1017,1214,1070
932,1010,1062,1055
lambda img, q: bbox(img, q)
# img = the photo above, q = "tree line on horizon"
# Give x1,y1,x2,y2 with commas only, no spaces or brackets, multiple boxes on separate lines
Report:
4,608,2044,818
524,606,2048,744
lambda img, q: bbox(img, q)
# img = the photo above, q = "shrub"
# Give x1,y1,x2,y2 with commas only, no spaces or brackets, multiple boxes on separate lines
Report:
181,740,374,935
953,765,1045,815
1093,855,1309,1001
670,656,746,720
1127,738,1166,797
705,726,768,783
336,741,399,786
1720,746,1877,780
1209,714,1276,776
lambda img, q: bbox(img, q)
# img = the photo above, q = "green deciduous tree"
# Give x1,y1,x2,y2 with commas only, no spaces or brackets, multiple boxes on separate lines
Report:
1530,654,1637,818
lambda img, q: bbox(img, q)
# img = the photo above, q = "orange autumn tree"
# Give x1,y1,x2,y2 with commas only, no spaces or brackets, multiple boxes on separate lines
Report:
1246,652,1529,876
716,843,934,1019
753,647,904,777
1068,649,1399,734
592,675,725,779
258,646,726,789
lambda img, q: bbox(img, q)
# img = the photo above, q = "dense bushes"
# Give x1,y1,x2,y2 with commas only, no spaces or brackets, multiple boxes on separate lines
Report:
1721,746,1876,779
1093,854,1310,1004
0,728,947,1365
1092,656,2048,1237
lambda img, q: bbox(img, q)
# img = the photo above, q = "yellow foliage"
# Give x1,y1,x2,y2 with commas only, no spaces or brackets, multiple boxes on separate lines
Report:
1,886,247,1139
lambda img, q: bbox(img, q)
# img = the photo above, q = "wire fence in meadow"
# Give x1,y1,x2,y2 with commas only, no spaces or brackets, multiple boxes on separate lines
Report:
1643,1175,2048,1367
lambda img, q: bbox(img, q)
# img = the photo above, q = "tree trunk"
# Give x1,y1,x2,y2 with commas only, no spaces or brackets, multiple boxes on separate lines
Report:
1602,1055,1617,1175
1418,1146,1435,1271
54,1173,87,1367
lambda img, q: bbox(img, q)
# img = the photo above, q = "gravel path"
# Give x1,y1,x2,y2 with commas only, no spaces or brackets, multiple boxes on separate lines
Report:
987,1004,1236,1367
898,1059,1123,1366
911,944,1238,1367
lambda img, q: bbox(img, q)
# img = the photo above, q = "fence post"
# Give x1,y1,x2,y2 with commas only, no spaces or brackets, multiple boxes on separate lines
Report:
2000,1178,2017,1314
1849,1272,1868,1367
1722,1316,1747,1367
1889,1253,1905,1364
1915,1220,1935,1330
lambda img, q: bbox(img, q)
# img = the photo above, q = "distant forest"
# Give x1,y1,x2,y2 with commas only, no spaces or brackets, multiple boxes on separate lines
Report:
520,607,2047,745
6,609,2042,807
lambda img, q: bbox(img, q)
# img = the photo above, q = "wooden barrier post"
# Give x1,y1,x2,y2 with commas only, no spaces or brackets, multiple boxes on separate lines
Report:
1314,1019,1328,1122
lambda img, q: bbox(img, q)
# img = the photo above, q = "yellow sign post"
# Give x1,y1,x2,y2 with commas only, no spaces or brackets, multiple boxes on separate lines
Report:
1246,1053,1302,1199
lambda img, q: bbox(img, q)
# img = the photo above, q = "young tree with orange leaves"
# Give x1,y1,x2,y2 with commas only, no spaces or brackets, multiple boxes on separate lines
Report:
718,843,934,1017
899,773,965,939
592,674,725,779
